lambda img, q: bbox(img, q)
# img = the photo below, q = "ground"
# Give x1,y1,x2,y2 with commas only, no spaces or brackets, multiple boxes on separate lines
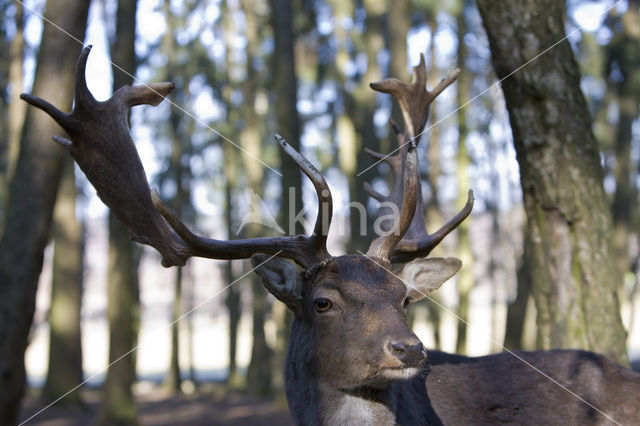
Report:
19,388,293,425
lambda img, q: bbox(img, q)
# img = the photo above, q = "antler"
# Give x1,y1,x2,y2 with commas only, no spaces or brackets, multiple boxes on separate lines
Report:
365,137,419,263
365,53,473,264
21,46,332,269
370,53,460,138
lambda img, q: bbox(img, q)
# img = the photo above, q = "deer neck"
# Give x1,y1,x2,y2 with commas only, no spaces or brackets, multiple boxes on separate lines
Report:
284,319,397,426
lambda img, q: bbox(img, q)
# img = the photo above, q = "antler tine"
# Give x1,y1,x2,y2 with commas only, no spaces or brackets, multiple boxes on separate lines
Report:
152,135,333,268
21,46,334,270
73,45,99,110
370,53,460,139
152,186,330,268
366,139,419,263
363,182,385,202
274,134,332,256
20,94,70,129
390,190,474,263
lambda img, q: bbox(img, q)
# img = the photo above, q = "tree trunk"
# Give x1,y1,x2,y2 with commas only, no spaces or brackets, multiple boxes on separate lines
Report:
224,174,243,387
42,157,84,404
220,0,244,391
0,0,89,422
161,0,192,394
454,6,475,354
477,0,628,365
97,215,140,426
387,0,409,138
3,1,26,207
421,14,444,349
350,2,385,253
606,1,640,279
329,0,382,253
504,233,533,350
269,0,302,391
241,0,273,396
98,0,140,423
165,268,183,393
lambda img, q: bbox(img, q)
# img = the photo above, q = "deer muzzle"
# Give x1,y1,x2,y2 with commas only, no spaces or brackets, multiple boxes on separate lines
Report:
389,341,426,367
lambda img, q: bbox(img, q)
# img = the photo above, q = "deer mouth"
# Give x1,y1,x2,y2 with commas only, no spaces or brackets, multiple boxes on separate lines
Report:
379,366,423,381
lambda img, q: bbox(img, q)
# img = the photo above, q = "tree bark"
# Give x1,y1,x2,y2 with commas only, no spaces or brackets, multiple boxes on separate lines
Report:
477,0,628,365
97,0,140,423
0,0,90,422
42,157,84,405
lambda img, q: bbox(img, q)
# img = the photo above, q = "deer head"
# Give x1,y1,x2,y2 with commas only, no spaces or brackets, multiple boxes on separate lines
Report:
22,47,471,396
247,54,471,393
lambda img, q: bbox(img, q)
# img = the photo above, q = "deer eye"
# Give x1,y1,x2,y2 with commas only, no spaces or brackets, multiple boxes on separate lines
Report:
403,298,411,309
314,298,332,312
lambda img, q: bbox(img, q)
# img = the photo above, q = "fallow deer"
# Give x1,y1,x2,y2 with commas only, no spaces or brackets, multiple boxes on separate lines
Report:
22,46,640,425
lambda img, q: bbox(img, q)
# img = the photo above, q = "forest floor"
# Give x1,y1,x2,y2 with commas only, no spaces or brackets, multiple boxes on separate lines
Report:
18,386,293,425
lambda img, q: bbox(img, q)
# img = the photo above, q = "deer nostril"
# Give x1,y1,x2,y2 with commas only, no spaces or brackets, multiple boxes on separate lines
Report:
409,342,425,355
390,342,408,352
390,341,426,366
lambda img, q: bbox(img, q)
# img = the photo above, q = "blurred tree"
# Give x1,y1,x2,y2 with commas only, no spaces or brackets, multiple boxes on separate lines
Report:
223,146,242,389
160,0,197,395
42,157,84,405
0,0,90,422
327,0,358,248
409,2,447,349
477,0,628,365
0,0,12,214
240,0,274,396
220,0,244,390
2,0,26,211
454,0,474,354
270,0,303,391
605,1,640,280
387,0,409,130
97,0,140,423
329,0,383,253
504,233,532,350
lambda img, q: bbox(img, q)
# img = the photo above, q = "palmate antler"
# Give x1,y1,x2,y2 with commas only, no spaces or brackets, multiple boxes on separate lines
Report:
365,53,474,264
21,46,332,269
21,46,450,273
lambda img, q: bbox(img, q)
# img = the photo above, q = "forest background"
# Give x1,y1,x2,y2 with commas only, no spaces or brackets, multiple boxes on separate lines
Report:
0,0,639,424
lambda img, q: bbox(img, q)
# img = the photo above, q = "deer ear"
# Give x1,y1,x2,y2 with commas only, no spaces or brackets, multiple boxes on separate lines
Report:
251,254,303,315
400,257,462,303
